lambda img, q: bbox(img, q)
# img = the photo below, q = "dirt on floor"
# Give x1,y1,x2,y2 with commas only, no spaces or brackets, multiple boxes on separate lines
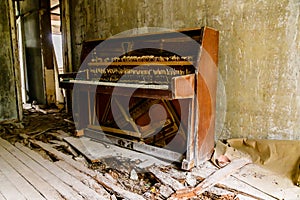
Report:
0,108,239,200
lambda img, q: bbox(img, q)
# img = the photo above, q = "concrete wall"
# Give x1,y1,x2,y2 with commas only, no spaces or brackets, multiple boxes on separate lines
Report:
0,0,19,120
68,0,300,140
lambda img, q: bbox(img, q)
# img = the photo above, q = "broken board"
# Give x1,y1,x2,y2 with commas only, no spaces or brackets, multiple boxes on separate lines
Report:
64,136,170,169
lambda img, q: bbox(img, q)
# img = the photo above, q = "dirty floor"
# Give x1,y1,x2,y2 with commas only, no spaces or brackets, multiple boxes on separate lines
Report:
0,108,299,200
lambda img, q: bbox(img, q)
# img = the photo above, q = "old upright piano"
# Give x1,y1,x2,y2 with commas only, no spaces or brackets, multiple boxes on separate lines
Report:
59,26,219,170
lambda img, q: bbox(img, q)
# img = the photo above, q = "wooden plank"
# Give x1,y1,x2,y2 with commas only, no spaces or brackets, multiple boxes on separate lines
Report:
166,165,261,199
69,80,170,90
191,161,277,199
88,125,141,138
68,83,173,100
0,193,5,200
55,160,111,199
0,156,46,200
195,27,219,164
181,97,196,170
231,164,299,199
30,140,146,200
0,138,81,200
61,0,73,72
87,61,193,66
0,169,25,200
84,129,183,162
63,136,169,168
0,144,63,200
15,143,106,200
63,136,100,162
173,158,251,198
46,130,70,141
194,158,251,195
8,0,23,121
149,166,185,191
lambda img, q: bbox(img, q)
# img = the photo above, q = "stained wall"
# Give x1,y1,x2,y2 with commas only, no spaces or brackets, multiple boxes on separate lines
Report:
0,0,19,121
68,0,300,140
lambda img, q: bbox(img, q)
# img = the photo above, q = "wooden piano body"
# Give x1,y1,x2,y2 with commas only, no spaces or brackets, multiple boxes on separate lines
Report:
59,27,219,170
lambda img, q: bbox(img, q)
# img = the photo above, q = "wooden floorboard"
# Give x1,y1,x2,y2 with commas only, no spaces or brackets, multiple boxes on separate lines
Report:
31,140,146,200
1,136,283,200
0,193,6,200
0,143,63,200
15,142,107,200
55,160,111,199
0,156,46,200
0,170,25,200
0,138,71,200
0,138,84,200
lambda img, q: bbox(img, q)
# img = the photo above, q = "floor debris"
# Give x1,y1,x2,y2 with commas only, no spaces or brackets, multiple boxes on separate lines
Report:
0,109,299,199
171,158,251,199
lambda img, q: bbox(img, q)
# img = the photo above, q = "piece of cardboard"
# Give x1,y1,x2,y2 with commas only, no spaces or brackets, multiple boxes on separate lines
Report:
215,139,300,185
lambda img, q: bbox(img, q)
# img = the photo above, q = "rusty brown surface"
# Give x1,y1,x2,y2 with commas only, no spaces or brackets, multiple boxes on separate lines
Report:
172,74,195,99
196,27,219,164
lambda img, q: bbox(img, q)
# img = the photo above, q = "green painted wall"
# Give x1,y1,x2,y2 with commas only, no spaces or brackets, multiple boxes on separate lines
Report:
0,0,18,121
69,0,300,140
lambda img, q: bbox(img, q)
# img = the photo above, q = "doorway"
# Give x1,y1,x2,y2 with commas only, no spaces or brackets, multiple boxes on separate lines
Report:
15,0,64,106
50,0,64,105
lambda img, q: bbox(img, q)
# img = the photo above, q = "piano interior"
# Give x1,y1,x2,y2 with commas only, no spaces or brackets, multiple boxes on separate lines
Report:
59,27,219,170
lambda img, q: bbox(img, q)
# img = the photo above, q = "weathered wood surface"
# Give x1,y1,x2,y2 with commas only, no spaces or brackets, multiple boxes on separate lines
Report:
15,142,106,200
0,134,294,200
0,139,64,200
63,136,169,168
191,161,282,199
0,139,83,200
171,158,251,199
149,166,185,191
0,156,46,200
0,138,112,200
31,140,146,200
0,170,26,200
194,158,251,195
0,141,83,199
0,193,6,200
55,160,111,198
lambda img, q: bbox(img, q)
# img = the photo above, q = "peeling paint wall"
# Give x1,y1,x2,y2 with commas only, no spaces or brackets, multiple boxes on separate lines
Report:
68,0,300,140
0,0,18,121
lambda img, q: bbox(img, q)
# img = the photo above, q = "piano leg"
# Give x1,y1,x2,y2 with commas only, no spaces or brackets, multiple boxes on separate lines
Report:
182,97,196,170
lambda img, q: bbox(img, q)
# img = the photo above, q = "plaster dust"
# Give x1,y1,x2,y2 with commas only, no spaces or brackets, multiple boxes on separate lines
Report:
68,0,300,140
